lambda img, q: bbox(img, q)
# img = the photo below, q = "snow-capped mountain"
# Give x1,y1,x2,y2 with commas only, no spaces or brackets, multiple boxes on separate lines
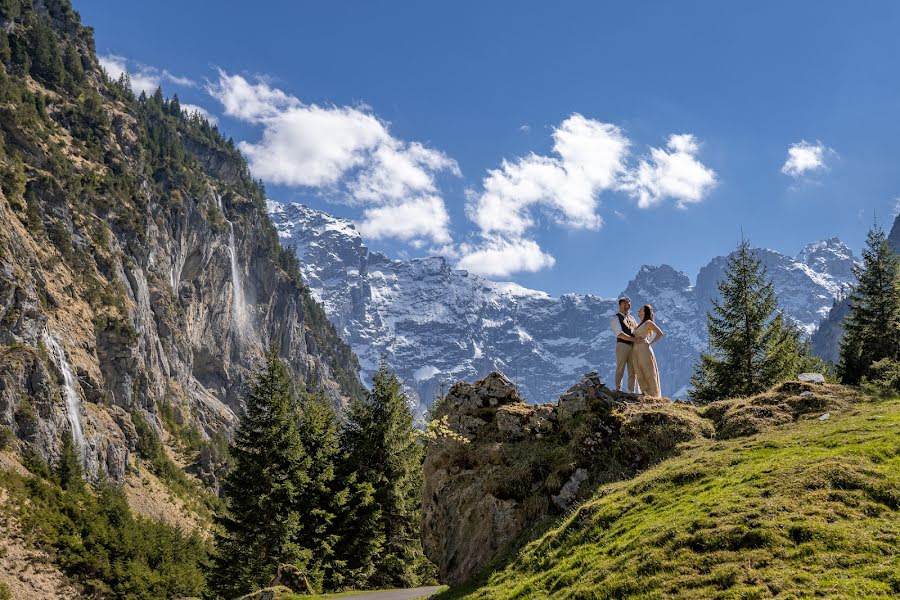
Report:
269,202,857,407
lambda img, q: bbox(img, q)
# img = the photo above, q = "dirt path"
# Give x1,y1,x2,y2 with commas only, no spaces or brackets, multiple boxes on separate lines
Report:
341,586,445,600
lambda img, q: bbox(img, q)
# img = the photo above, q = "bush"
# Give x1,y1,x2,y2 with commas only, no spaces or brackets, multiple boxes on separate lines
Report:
862,358,900,397
0,581,10,600
0,426,14,450
7,468,209,598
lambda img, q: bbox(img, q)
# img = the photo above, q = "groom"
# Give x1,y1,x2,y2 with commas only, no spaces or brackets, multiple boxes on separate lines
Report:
610,295,643,393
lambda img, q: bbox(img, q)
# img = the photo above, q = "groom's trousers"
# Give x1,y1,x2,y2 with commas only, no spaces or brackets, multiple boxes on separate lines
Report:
615,342,637,393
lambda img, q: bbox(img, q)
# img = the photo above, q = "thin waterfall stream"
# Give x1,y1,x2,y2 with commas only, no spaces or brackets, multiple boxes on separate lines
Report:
43,333,87,463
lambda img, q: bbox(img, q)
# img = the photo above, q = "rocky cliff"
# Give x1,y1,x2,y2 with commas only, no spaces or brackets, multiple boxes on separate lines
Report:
270,203,856,407
0,1,361,483
420,371,712,585
422,372,858,586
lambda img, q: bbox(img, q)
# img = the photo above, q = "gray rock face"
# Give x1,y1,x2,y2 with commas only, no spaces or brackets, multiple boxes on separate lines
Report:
0,36,360,482
270,204,857,407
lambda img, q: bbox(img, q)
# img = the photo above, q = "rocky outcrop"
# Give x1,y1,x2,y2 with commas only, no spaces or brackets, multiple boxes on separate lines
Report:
0,4,361,483
421,371,712,585
423,372,853,586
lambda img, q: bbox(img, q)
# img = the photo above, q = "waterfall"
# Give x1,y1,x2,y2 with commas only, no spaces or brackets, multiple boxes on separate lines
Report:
43,333,87,463
227,219,249,337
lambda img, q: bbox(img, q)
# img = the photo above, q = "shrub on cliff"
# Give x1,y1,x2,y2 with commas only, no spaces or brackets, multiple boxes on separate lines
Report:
0,455,208,598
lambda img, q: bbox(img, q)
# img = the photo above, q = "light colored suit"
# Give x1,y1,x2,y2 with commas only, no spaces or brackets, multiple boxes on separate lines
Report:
610,313,638,393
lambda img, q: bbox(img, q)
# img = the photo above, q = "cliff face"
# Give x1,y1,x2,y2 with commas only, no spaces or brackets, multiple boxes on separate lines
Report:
0,1,361,482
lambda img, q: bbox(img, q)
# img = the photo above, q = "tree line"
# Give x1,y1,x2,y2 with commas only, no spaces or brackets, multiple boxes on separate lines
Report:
210,351,434,598
690,224,900,403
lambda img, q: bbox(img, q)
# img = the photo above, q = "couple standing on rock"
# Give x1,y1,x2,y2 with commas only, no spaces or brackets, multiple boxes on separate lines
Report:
610,295,664,397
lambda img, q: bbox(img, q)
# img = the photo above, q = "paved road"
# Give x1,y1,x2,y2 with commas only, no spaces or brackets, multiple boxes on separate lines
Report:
344,587,445,600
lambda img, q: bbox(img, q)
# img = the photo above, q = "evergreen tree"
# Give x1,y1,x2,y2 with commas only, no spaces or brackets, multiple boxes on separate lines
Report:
27,14,64,88
690,239,813,403
838,224,900,384
295,390,346,590
62,42,83,90
337,364,433,589
211,349,310,599
56,435,83,491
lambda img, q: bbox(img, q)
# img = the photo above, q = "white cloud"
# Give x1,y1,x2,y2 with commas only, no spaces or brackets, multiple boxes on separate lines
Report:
460,115,715,276
356,196,451,245
466,114,630,237
457,238,555,277
181,103,217,124
620,134,717,209
350,142,460,203
207,71,460,246
208,70,299,121
781,140,830,178
98,53,196,96
98,54,127,80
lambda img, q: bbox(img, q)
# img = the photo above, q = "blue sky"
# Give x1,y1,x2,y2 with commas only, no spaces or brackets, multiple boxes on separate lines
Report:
79,1,900,297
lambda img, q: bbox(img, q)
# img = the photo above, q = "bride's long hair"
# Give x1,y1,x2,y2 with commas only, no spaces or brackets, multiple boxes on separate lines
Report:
639,304,654,324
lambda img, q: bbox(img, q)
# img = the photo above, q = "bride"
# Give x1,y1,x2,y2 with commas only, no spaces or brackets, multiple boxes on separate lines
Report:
633,304,664,397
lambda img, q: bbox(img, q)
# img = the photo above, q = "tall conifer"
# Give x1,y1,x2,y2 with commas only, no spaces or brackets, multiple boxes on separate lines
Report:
211,349,309,598
295,390,346,590
337,364,433,588
838,224,900,383
691,239,818,402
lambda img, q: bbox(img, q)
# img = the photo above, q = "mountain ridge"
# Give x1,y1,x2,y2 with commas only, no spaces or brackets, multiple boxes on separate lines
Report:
269,201,857,406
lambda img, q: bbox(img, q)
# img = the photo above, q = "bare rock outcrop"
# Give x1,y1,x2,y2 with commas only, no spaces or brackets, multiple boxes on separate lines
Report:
422,371,712,585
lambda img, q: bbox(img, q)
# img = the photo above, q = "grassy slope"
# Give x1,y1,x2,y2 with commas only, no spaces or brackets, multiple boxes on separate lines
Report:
442,393,900,599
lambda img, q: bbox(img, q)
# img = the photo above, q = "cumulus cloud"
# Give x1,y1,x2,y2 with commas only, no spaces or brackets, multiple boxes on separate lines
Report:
98,53,196,96
619,134,717,209
458,115,715,277
466,114,629,237
781,140,830,178
98,54,127,80
457,238,555,278
356,196,451,244
207,71,460,246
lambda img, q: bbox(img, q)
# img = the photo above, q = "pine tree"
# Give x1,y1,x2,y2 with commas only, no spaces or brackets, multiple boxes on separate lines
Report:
211,349,310,599
838,224,900,384
27,14,64,88
295,390,346,590
690,239,813,403
56,435,83,491
337,364,433,589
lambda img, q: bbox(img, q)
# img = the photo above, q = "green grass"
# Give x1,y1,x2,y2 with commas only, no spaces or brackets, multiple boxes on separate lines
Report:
439,394,900,599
